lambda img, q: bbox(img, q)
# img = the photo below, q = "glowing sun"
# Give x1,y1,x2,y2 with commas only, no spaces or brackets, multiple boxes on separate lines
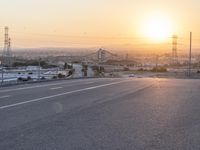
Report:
141,13,173,42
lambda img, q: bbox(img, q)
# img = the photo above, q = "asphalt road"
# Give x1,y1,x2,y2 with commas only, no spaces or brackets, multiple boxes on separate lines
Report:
0,78,200,150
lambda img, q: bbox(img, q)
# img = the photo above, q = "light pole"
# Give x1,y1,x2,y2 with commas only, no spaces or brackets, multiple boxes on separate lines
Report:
155,54,158,74
1,66,3,85
1,60,4,85
188,32,192,77
38,58,41,80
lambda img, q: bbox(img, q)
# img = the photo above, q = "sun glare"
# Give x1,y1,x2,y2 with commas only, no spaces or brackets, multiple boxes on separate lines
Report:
141,13,173,42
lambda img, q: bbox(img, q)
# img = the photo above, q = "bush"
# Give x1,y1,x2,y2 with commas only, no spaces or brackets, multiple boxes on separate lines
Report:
123,67,130,71
52,76,57,79
151,67,167,72
17,77,22,81
41,76,46,80
138,68,144,71
58,73,65,78
68,70,73,76
27,76,32,81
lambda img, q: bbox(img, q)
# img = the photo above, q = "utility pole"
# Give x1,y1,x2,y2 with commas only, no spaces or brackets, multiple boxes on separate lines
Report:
188,32,192,77
155,54,159,74
1,66,3,85
172,35,178,65
38,58,41,80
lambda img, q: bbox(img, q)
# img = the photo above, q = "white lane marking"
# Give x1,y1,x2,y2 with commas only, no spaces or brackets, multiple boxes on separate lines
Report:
50,87,63,90
0,80,81,93
0,95,11,99
0,80,129,110
0,79,108,93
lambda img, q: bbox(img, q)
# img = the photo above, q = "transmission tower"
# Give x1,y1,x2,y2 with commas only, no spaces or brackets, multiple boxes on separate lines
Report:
97,48,106,63
172,35,178,65
2,26,12,66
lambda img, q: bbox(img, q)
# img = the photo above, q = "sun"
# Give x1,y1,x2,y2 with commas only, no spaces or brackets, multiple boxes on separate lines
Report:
141,13,173,42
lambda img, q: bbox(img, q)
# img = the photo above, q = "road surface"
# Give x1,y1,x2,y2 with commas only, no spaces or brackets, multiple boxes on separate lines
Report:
0,78,200,150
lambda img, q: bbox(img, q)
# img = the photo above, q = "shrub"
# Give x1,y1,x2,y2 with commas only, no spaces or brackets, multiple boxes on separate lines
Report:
52,76,57,79
58,73,65,78
151,67,167,72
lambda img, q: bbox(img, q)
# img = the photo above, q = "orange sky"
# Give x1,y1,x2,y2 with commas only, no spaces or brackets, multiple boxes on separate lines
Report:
0,0,200,53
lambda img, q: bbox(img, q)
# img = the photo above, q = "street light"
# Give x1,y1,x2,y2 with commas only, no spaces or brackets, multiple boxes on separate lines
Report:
0,61,4,85
38,57,41,80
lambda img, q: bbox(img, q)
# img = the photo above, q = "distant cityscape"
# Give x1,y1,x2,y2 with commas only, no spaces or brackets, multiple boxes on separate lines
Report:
1,27,200,86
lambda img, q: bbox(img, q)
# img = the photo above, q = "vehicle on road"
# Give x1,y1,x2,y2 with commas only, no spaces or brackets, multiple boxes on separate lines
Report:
128,74,135,77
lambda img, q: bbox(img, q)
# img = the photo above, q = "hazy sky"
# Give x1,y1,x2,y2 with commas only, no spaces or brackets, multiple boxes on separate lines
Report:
0,0,200,52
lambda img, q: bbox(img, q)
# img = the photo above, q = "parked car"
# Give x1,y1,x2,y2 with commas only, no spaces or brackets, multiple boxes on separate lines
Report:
17,76,32,82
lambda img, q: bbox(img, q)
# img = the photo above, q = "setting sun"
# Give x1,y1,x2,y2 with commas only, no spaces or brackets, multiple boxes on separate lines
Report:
141,13,173,42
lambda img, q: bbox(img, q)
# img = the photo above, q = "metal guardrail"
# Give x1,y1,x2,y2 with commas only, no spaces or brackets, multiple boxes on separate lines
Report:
0,76,100,88
0,66,67,86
